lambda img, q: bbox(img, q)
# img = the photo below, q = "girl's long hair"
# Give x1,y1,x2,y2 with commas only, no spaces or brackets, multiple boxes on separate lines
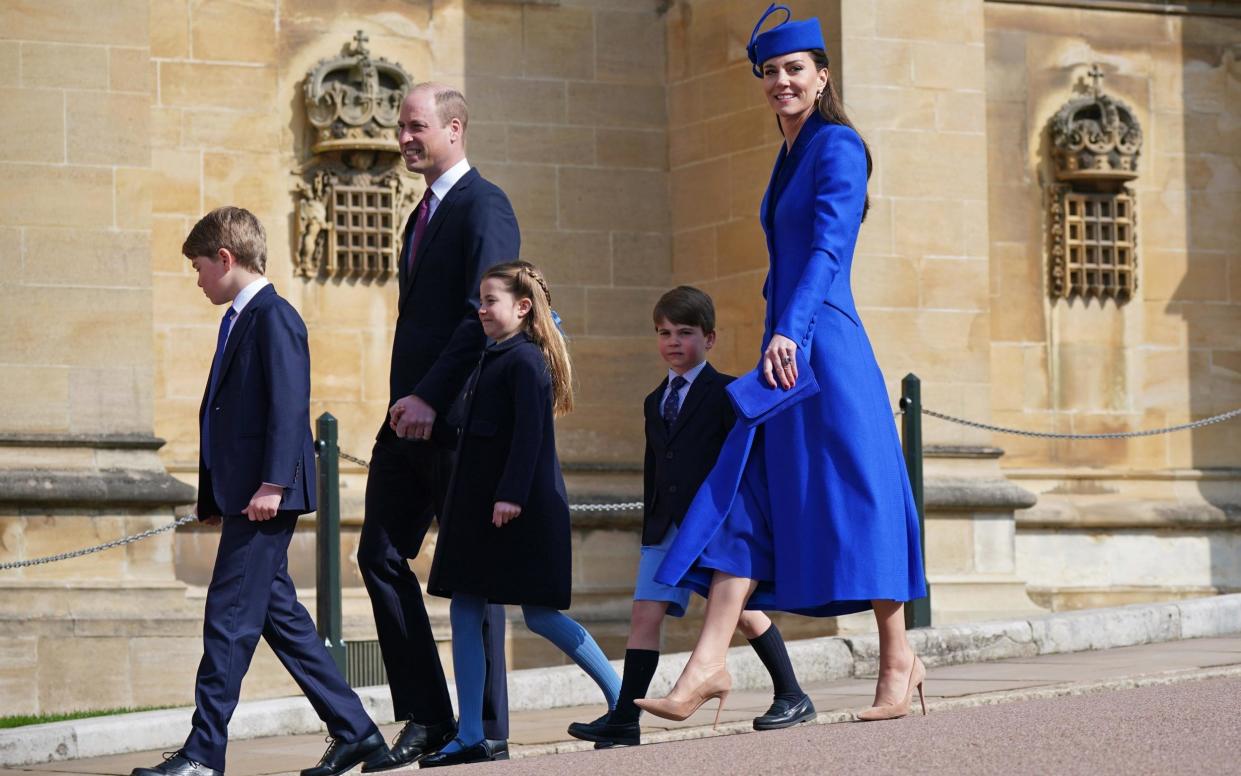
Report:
483,261,574,416
809,49,872,221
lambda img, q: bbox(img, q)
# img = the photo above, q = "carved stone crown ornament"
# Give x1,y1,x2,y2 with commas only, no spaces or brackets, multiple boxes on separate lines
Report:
1045,65,1143,302
1049,64,1143,184
293,31,421,280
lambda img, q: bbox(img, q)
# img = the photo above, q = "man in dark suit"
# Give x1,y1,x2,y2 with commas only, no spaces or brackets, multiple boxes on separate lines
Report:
567,286,814,748
358,83,519,770
131,207,388,776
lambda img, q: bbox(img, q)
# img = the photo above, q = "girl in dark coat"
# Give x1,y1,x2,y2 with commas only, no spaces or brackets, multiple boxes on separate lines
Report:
424,261,620,767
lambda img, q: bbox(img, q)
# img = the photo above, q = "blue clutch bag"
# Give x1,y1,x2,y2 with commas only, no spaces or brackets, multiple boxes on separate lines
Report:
725,349,819,428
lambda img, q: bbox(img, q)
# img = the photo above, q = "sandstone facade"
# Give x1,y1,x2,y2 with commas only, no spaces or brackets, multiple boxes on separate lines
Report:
1,0,1238,714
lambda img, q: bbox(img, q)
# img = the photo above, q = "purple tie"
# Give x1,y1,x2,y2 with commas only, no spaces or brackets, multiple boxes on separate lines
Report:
405,189,432,273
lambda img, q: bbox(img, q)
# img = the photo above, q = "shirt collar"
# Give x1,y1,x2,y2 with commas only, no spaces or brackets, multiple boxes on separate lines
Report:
230,277,270,316
429,157,472,203
668,360,708,389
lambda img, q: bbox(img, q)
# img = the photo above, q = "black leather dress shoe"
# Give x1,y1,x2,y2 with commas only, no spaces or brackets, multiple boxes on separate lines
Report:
567,712,641,747
482,739,509,761
301,730,389,776
753,694,817,731
131,752,222,776
360,720,456,772
418,739,497,768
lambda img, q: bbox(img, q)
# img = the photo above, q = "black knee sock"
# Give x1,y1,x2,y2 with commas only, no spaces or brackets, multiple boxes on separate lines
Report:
610,649,660,724
749,623,804,701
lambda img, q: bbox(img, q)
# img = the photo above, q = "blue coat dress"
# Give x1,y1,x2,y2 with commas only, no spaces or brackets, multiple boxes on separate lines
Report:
655,113,927,617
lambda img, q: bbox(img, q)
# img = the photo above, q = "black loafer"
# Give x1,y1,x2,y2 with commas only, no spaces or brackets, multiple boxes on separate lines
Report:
131,753,222,776
419,739,496,768
301,730,389,776
753,694,817,730
567,712,641,747
482,739,509,761
360,720,455,772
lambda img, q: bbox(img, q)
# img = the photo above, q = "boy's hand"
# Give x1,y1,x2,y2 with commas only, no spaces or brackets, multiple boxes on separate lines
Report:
201,515,222,527
390,394,436,441
492,501,522,527
763,334,799,389
243,483,283,521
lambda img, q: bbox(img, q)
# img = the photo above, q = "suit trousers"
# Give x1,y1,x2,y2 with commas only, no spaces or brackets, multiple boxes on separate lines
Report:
359,428,509,738
183,511,375,771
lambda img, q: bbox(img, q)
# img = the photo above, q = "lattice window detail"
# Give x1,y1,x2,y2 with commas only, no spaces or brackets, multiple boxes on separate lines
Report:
1060,191,1136,300
329,185,396,278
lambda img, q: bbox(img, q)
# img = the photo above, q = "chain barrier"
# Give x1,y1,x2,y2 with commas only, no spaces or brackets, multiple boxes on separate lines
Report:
921,406,1241,440
11,402,1236,571
335,448,643,512
0,514,198,571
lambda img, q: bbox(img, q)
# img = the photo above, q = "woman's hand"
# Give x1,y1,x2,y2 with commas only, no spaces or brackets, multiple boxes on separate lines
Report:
492,501,522,527
762,334,799,389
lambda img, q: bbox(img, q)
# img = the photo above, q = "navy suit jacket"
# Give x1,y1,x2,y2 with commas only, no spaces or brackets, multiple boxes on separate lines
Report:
197,284,316,517
642,363,737,546
389,167,521,428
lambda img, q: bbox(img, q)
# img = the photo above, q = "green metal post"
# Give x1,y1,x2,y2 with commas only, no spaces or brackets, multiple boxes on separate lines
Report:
315,413,347,675
901,374,932,629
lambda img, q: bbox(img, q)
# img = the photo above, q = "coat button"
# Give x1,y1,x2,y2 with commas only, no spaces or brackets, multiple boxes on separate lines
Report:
666,451,674,459
668,485,678,493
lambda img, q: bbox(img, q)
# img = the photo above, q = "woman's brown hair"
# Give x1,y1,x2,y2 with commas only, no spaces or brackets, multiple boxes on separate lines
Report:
482,261,574,416
809,49,872,221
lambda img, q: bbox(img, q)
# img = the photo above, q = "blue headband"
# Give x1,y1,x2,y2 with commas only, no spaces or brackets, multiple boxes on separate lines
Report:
746,3,827,78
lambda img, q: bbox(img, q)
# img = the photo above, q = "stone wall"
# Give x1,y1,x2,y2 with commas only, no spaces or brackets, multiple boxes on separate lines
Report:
984,3,1241,605
0,0,154,437
985,3,1241,470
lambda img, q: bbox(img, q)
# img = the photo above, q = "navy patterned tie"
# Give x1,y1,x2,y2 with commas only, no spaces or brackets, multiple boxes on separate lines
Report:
663,375,687,429
201,307,236,470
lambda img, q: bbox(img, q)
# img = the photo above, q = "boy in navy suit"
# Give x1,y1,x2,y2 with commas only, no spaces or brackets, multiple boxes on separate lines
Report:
131,207,387,776
567,287,815,747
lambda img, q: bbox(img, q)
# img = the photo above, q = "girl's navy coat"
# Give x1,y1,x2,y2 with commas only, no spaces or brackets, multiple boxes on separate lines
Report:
428,331,572,610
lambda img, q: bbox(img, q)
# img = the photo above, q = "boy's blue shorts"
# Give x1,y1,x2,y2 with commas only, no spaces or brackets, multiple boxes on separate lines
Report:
634,524,692,618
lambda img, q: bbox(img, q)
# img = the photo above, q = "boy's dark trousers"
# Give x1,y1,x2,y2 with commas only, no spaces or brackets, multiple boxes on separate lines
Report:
182,511,376,771
359,429,509,738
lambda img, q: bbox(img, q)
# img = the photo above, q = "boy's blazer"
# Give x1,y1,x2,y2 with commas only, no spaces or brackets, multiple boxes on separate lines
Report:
642,363,737,546
197,284,316,517
390,167,520,419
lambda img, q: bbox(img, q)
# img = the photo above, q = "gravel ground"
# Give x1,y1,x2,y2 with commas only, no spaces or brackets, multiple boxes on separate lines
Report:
444,676,1241,776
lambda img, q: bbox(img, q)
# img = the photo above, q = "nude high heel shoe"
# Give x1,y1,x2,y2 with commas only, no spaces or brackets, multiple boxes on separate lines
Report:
856,656,926,722
634,668,733,729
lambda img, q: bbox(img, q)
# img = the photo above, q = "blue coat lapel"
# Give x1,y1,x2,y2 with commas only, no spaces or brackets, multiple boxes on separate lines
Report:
760,112,825,339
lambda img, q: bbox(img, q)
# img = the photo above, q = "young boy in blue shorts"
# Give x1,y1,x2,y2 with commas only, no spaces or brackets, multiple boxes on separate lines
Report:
567,286,814,747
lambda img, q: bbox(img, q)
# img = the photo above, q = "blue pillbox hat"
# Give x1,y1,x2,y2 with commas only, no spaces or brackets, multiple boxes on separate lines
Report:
746,3,827,78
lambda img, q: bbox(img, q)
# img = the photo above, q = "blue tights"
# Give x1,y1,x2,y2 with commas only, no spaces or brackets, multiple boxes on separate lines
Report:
446,594,620,751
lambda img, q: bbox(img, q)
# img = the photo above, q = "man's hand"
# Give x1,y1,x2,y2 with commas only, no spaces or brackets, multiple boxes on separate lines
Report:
492,501,522,527
390,394,437,441
243,483,283,522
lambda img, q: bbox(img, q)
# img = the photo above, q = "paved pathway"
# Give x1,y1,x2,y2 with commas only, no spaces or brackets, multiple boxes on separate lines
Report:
8,636,1240,776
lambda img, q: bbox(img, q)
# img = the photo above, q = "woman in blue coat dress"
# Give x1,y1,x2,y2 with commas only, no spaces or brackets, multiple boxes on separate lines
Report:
637,5,928,725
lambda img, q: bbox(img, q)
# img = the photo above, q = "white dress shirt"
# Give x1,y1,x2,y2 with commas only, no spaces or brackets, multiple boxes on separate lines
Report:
225,277,269,340
426,158,472,222
661,360,709,416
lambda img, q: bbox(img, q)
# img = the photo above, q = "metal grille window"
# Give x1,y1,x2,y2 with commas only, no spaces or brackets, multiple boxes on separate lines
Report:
330,185,396,277
1062,192,1136,299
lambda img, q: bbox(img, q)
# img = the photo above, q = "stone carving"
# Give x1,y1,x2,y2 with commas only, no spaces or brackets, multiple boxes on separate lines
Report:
293,31,420,280
1046,65,1141,301
305,31,410,157
1049,64,1143,183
